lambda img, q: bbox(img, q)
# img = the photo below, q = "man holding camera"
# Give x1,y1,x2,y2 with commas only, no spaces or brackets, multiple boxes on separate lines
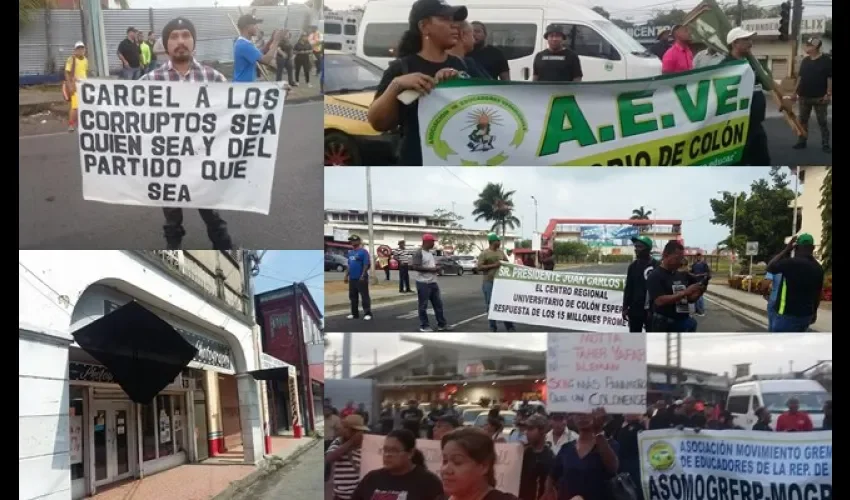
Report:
646,240,705,332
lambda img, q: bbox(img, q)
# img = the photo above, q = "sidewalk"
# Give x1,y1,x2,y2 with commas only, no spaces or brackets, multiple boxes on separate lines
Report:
89,437,318,500
705,282,832,332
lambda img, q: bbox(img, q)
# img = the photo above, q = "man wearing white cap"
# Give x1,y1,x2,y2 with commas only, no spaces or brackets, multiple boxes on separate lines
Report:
64,41,88,132
724,27,770,166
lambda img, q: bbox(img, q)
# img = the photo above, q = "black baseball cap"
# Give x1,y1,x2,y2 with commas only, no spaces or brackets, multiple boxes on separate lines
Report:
237,14,263,30
162,17,196,45
544,23,565,39
348,234,362,242
408,0,468,29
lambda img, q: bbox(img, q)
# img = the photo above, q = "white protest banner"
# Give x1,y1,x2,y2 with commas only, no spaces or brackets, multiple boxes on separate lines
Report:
639,429,832,500
360,434,524,496
76,79,285,214
488,263,627,332
547,332,647,414
419,60,754,166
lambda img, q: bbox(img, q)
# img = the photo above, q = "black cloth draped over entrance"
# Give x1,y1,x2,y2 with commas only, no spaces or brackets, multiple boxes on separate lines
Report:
71,301,199,404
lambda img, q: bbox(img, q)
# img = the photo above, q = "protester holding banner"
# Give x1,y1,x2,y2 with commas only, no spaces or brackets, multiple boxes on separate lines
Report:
776,397,814,432
138,17,234,250
545,409,620,500
623,236,659,333
660,25,693,74
351,429,444,500
469,22,511,81
479,233,516,333
449,21,492,79
724,27,771,166
367,0,469,165
646,241,704,332
440,427,519,500
752,406,773,431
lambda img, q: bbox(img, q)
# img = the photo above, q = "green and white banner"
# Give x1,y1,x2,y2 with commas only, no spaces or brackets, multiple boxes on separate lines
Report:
488,263,628,332
419,60,754,166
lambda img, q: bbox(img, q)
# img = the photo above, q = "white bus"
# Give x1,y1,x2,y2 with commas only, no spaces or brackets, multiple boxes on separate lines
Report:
322,10,362,53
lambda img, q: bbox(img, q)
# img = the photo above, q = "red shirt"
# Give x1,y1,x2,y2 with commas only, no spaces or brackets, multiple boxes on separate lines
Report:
661,42,694,74
775,411,814,432
340,407,356,418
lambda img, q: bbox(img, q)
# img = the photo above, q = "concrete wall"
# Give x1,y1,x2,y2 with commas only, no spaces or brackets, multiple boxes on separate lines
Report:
795,166,829,254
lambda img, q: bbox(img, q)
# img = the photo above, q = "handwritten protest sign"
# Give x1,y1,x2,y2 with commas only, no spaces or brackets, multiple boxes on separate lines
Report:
419,60,754,166
547,332,647,414
76,80,285,214
638,429,832,500
488,263,628,332
360,434,524,496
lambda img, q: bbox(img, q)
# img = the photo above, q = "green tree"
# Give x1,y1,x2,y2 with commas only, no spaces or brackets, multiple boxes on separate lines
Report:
720,1,780,20
251,0,286,6
648,9,687,25
472,183,521,237
432,208,474,255
630,206,653,233
19,0,51,28
819,167,832,273
592,6,610,19
553,241,591,262
709,167,795,266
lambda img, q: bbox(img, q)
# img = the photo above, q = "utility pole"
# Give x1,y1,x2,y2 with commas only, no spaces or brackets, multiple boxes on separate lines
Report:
531,196,539,235
342,332,352,379
790,0,804,77
665,332,682,389
792,166,800,237
365,167,378,285
735,0,744,26
731,194,739,277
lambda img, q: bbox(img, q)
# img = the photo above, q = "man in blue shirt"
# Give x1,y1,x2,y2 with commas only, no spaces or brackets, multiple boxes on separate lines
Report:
233,14,282,82
344,234,373,321
689,252,712,316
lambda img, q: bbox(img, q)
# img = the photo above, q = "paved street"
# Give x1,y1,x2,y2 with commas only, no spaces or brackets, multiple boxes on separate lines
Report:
19,102,323,250
764,115,832,166
325,263,766,333
226,444,322,500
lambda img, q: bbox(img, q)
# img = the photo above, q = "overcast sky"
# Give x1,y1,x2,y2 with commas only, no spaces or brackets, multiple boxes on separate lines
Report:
325,167,782,251
325,332,832,378
125,0,831,23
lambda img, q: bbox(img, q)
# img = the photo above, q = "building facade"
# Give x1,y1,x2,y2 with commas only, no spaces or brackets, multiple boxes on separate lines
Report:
19,251,276,500
542,218,684,256
791,166,829,257
255,284,325,438
324,208,519,256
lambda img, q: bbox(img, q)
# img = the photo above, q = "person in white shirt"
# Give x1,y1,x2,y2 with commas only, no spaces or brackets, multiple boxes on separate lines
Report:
545,412,578,456
410,233,449,331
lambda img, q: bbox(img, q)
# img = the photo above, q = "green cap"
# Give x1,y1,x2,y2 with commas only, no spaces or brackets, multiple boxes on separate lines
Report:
487,232,501,242
347,234,361,242
631,235,653,248
796,233,814,246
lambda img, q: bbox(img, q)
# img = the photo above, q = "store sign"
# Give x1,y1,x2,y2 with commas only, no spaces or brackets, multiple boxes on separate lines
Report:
625,24,674,41
741,16,827,37
260,353,289,370
178,328,234,371
69,361,116,383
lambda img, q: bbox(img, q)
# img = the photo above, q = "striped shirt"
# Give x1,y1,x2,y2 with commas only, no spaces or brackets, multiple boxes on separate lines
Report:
392,248,412,265
327,437,361,499
138,58,227,82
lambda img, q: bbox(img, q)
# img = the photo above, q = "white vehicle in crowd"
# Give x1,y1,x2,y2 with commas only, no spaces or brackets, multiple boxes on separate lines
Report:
475,410,517,438
727,378,830,430
322,10,362,53
356,0,661,81
453,255,479,274
510,400,546,413
461,407,490,426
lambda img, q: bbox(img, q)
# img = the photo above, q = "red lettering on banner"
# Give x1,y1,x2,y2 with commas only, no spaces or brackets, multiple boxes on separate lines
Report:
577,361,621,372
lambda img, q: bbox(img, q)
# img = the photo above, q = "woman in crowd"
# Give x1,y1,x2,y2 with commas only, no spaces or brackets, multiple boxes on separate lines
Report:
351,429,444,500
367,0,469,165
293,33,313,86
545,409,620,500
440,427,518,500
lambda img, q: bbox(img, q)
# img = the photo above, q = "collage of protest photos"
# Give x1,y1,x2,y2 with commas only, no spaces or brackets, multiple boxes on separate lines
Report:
17,0,832,500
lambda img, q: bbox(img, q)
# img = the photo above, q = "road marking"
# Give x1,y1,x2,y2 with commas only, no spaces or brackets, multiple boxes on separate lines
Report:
449,313,488,329
325,296,418,318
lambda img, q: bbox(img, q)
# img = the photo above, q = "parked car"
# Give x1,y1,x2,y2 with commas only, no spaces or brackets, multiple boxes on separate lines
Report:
453,255,479,274
324,254,348,272
436,256,464,276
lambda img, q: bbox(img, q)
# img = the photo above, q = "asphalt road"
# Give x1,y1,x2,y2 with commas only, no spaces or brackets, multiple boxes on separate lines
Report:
763,115,832,166
227,444,323,500
19,101,323,250
325,263,766,333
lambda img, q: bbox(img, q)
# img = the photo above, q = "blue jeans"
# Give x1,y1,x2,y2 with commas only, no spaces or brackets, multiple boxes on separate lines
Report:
772,314,812,332
416,281,447,329
121,67,140,80
767,305,778,332
482,281,515,331
695,296,705,314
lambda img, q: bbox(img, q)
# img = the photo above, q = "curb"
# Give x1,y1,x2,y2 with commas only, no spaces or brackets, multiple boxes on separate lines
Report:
704,290,826,332
211,438,321,500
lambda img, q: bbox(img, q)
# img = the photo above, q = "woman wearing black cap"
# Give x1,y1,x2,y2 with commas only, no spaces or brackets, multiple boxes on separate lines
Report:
367,0,470,166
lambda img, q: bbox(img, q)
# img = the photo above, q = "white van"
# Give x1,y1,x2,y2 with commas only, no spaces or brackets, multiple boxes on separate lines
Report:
356,0,661,81
322,11,362,53
726,379,829,430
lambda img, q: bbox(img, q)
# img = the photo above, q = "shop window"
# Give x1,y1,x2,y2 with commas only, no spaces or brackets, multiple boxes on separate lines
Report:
141,403,157,461
174,396,185,453
69,387,85,480
157,395,174,457
142,395,185,461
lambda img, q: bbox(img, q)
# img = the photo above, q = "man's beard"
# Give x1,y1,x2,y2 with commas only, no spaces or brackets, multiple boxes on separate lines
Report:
171,53,191,63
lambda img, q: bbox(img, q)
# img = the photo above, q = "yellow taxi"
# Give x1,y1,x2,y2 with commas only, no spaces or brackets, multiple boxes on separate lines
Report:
323,50,399,166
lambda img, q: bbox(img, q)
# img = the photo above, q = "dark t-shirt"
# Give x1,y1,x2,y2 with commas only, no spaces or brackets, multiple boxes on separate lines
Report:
352,466,444,500
542,256,555,271
519,446,555,500
469,44,510,79
294,40,312,58
672,412,707,429
375,54,468,166
460,56,492,79
647,266,698,320
400,407,425,435
766,256,824,317
798,55,832,98
533,49,582,82
551,440,620,500
623,258,658,310
118,38,141,68
615,422,644,461
648,408,672,430
752,421,772,431
278,39,293,58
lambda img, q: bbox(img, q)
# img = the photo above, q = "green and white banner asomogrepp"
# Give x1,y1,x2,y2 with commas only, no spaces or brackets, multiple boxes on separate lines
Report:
639,429,832,500
420,60,755,166
488,263,628,332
